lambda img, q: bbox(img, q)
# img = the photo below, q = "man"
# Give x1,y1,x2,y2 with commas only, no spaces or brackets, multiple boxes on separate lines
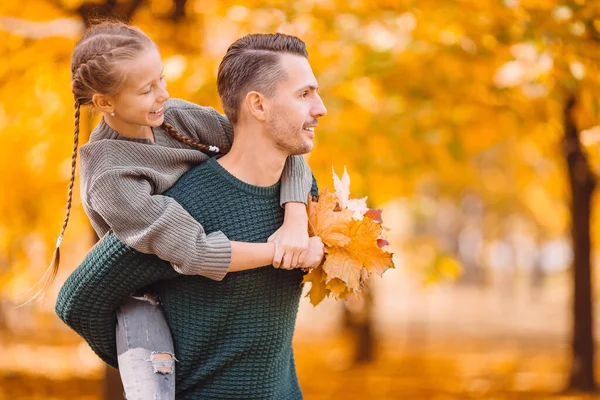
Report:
57,33,327,399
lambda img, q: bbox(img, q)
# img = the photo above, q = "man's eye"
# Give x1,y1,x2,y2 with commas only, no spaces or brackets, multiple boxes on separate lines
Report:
301,91,309,98
143,88,152,95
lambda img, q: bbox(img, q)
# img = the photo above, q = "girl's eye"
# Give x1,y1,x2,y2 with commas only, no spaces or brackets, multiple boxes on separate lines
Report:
160,75,165,81
143,88,152,95
301,91,309,98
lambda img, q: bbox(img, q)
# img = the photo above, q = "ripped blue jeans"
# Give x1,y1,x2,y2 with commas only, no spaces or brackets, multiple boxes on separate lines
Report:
116,294,176,400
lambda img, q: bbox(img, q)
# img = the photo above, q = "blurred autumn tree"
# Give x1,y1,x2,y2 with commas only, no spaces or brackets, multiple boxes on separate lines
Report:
2,0,600,395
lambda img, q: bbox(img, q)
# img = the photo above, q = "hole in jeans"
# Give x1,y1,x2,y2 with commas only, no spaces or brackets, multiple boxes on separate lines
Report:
151,353,174,374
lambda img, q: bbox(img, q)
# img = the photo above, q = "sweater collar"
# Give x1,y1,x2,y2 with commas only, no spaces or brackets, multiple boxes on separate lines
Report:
206,157,280,198
90,118,156,145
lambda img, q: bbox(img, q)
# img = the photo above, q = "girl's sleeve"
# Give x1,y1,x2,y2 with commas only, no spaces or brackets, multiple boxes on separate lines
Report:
87,168,231,280
163,99,234,149
166,99,314,206
279,155,313,206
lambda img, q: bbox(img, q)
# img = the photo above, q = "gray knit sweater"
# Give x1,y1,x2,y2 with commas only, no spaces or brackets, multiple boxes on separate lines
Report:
79,98,312,281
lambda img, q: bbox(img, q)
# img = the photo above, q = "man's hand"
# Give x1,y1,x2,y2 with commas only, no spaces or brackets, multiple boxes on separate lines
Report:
269,202,309,269
302,236,325,269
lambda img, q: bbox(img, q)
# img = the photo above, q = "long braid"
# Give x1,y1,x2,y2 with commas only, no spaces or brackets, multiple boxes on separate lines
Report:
59,101,81,245
161,122,227,155
25,102,81,305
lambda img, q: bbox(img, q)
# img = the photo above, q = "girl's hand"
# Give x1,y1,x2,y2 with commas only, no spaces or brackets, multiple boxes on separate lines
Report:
269,202,309,269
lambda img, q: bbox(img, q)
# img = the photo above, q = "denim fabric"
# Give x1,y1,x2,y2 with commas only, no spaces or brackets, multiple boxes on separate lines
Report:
116,295,176,400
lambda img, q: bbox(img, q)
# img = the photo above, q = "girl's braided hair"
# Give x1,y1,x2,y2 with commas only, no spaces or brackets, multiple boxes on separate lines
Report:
29,21,222,303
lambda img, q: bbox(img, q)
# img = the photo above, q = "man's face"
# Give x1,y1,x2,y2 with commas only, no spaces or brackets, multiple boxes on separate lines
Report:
264,54,327,155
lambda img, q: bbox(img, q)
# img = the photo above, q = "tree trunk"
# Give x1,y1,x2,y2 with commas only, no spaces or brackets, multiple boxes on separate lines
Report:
564,94,597,392
172,0,187,21
0,301,6,333
343,288,375,363
104,365,124,399
93,227,125,399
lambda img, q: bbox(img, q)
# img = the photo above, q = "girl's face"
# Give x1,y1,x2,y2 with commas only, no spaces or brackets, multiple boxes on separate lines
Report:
107,47,170,134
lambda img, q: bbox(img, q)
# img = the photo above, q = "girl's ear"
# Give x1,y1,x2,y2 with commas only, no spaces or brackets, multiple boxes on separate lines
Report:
92,93,115,115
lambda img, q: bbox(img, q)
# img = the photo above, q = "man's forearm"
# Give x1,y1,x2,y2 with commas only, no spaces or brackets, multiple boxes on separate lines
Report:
228,241,276,272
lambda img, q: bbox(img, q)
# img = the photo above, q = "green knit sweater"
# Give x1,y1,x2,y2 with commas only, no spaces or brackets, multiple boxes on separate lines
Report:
56,157,318,399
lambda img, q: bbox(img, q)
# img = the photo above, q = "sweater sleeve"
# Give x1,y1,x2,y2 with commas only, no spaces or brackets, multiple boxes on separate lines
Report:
87,168,231,280
164,100,234,149
279,155,313,206
166,100,313,206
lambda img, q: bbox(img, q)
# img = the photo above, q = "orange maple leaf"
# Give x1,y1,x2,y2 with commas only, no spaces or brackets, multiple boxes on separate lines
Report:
305,183,395,306
307,188,354,248
302,266,329,306
323,217,394,291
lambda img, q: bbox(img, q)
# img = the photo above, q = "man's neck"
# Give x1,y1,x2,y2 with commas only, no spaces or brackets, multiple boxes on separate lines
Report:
217,126,288,187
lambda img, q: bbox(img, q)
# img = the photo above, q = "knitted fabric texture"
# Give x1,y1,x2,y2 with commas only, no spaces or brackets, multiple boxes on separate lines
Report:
56,157,318,399
79,98,312,280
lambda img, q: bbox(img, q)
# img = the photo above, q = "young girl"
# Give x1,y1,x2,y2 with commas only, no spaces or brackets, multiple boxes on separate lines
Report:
42,21,318,399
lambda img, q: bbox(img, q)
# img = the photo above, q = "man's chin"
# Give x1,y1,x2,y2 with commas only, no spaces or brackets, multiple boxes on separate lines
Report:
289,142,313,156
273,136,314,156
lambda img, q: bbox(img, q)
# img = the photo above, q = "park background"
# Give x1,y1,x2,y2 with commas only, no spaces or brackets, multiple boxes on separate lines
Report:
2,0,600,399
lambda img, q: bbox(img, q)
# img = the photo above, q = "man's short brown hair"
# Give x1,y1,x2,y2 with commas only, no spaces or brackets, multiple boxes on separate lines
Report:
217,33,308,125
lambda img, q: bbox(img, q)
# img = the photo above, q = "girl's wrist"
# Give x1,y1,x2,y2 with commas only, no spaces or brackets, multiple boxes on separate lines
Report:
283,202,308,223
271,241,277,261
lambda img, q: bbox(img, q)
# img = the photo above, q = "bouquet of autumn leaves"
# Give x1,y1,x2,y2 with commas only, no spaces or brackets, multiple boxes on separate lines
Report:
304,167,395,306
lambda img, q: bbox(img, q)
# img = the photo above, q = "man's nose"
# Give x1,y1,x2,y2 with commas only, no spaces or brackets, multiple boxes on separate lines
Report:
312,96,327,118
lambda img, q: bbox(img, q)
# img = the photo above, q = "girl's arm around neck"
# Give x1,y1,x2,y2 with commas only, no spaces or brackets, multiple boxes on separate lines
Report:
279,155,312,206
87,169,231,281
163,99,312,207
228,242,276,272
162,99,234,149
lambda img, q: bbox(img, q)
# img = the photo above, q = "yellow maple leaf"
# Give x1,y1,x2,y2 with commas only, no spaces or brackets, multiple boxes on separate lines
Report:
325,277,352,300
305,177,395,305
323,248,364,291
323,217,394,291
307,188,354,248
302,266,330,306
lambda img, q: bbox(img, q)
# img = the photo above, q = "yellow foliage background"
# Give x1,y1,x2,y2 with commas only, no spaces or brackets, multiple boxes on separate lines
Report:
2,0,600,399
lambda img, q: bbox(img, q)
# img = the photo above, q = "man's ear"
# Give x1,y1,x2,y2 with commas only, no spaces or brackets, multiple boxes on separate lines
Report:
244,91,267,122
92,93,115,115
